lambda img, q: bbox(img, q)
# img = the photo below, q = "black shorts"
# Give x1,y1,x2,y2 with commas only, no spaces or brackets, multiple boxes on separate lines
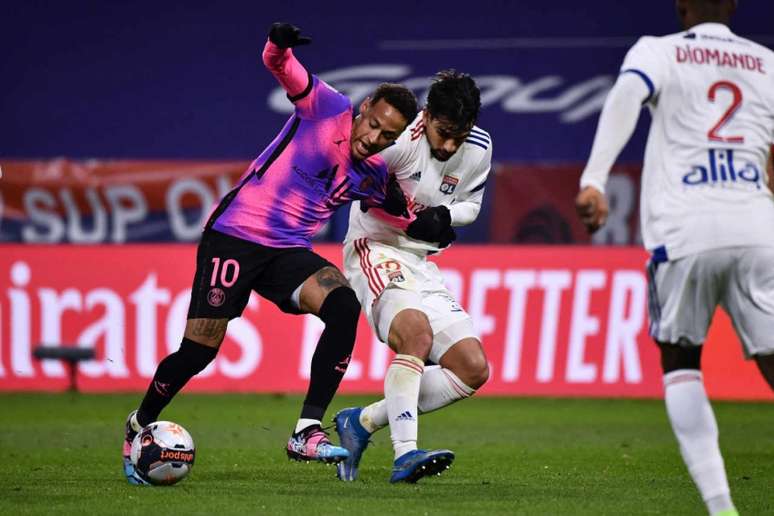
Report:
187,229,334,319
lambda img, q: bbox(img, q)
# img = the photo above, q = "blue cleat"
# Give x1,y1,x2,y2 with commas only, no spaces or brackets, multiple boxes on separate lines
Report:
123,457,149,486
333,407,372,481
389,449,455,484
122,410,149,485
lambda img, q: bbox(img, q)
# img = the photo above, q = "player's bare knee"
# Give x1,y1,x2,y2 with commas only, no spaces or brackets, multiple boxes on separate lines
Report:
658,340,701,373
451,342,489,389
184,318,228,348
388,309,433,359
468,357,490,390
439,336,489,389
454,362,488,390
394,330,432,360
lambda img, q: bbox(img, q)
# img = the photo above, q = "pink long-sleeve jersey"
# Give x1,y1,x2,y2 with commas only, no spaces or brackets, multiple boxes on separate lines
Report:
208,40,389,248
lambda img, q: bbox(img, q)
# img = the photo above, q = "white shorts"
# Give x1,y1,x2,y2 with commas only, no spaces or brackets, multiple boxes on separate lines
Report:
647,246,774,357
343,238,477,362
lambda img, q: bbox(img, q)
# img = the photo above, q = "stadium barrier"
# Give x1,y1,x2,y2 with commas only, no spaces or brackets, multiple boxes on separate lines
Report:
1,245,769,400
1,160,245,243
1,160,643,246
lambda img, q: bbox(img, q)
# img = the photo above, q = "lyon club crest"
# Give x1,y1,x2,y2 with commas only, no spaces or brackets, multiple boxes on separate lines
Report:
439,175,458,194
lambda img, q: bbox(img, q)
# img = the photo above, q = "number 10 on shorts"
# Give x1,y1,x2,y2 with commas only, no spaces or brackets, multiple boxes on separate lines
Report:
210,258,240,287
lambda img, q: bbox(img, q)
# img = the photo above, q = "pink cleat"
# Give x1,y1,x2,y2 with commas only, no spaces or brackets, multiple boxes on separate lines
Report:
286,425,349,464
122,410,149,485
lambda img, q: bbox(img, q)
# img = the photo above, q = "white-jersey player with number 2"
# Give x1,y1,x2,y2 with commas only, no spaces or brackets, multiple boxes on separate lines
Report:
334,70,492,483
576,1,774,515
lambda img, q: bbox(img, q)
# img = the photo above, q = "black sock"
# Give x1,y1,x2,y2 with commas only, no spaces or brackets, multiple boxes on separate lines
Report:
136,337,218,426
300,287,360,421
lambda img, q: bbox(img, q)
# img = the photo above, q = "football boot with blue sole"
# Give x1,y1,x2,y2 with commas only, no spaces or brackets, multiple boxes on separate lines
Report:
389,449,455,483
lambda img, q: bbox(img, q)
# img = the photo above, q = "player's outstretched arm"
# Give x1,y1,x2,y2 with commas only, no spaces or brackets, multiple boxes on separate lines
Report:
577,72,649,233
262,22,312,99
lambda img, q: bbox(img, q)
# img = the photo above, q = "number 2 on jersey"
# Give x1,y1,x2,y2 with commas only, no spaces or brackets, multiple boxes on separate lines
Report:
707,81,744,144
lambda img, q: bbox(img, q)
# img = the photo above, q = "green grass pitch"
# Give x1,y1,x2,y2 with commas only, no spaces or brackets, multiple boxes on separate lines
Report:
0,394,772,515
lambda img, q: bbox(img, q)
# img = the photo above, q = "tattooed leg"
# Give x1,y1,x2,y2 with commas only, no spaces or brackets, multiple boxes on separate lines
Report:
295,266,361,423
136,319,224,426
184,318,228,348
299,266,352,315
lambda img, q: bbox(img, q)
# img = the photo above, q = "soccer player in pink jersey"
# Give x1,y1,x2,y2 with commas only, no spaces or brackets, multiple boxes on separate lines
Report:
121,23,417,484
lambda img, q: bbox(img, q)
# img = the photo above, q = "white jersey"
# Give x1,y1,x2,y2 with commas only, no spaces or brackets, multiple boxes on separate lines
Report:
345,114,492,253
624,23,774,260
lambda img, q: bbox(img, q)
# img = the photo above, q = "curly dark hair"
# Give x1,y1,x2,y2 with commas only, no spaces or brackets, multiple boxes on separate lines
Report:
426,69,481,132
371,83,419,125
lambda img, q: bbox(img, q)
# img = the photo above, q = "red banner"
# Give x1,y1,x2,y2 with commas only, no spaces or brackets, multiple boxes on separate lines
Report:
0,245,769,400
491,164,643,245
1,160,246,243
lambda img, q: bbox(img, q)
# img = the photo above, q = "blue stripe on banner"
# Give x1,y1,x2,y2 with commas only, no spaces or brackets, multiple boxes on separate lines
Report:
465,133,490,145
620,68,655,104
465,139,488,150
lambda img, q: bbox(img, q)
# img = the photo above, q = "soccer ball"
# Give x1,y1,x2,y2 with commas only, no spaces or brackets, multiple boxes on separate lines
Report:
130,421,195,485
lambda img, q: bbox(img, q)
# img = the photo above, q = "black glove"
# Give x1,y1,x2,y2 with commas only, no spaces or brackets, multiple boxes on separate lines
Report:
268,22,312,49
381,174,410,217
437,226,457,248
406,205,452,242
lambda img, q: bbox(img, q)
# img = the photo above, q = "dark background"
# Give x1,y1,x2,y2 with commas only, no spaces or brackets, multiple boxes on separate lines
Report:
3,0,771,161
1,1,772,244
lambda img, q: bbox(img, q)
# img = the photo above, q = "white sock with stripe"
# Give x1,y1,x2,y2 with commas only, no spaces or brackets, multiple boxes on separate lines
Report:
417,365,476,413
664,369,735,515
384,354,424,460
360,365,475,433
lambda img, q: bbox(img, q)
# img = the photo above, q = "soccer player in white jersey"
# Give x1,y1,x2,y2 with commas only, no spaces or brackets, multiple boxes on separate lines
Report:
576,1,774,514
333,70,492,483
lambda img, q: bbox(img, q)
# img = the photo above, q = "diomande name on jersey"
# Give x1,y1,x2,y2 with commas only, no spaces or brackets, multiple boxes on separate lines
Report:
625,23,774,260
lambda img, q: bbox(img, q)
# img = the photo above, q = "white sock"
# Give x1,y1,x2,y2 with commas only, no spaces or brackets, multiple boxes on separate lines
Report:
294,418,321,434
360,365,475,434
664,370,735,514
129,412,142,432
418,365,476,413
359,399,388,433
384,354,424,459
